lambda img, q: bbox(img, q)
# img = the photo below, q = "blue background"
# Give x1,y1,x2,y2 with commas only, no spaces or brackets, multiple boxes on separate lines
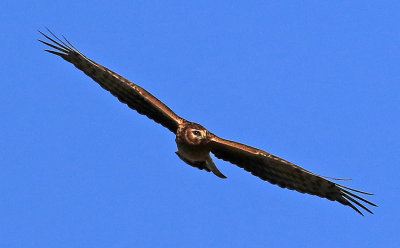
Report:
1,1,399,247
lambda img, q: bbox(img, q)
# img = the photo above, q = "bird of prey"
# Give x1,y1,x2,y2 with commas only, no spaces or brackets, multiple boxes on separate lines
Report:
39,30,376,215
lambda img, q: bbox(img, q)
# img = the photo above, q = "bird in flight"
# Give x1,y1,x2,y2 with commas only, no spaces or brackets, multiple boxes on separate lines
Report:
39,29,376,215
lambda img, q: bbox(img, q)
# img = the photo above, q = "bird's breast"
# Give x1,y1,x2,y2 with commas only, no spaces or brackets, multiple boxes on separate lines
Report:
175,137,210,162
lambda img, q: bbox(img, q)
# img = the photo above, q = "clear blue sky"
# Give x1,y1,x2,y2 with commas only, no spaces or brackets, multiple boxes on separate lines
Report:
1,1,399,247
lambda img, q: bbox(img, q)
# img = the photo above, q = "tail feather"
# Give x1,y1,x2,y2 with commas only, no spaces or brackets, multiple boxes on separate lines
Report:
206,155,227,179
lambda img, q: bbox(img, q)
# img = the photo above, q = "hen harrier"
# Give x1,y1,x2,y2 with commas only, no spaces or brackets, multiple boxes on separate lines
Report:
39,30,376,215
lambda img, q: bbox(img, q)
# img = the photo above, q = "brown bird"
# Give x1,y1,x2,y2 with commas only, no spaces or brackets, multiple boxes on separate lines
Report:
39,30,377,215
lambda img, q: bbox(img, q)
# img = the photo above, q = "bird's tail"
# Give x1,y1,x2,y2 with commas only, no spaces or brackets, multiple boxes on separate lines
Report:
206,155,227,179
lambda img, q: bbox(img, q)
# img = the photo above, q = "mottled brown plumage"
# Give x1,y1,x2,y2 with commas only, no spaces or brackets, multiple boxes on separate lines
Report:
39,30,377,215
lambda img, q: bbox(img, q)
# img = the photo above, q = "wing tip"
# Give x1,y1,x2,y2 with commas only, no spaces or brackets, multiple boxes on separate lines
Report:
337,185,377,215
38,29,76,56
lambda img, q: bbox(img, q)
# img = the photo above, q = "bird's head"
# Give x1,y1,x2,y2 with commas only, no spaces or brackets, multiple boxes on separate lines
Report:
183,123,209,146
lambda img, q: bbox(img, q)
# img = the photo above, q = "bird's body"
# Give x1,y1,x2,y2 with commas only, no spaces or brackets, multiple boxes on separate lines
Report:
39,30,377,215
175,121,226,178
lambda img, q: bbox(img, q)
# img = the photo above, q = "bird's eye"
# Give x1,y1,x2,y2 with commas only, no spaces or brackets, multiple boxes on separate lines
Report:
192,130,201,136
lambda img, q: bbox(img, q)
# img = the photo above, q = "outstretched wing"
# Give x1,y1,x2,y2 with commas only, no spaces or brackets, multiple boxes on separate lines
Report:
209,135,377,215
38,30,184,134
